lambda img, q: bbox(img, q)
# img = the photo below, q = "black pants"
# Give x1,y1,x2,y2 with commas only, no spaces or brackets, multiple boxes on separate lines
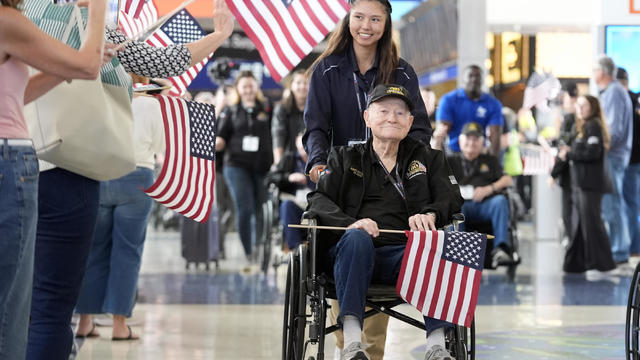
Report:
561,185,572,239
563,187,616,273
27,168,100,360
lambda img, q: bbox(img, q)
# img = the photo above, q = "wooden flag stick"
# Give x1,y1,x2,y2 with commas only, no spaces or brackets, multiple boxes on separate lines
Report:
112,0,196,52
287,224,495,239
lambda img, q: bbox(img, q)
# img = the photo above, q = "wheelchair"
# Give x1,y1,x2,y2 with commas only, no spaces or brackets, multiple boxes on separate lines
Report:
257,182,285,273
282,213,475,360
626,261,640,359
462,188,521,275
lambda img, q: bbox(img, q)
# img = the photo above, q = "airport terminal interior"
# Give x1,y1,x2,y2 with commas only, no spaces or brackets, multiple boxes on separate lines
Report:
73,224,631,359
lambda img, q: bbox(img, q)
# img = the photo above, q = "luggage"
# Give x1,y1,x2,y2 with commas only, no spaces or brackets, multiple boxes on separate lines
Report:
180,207,220,270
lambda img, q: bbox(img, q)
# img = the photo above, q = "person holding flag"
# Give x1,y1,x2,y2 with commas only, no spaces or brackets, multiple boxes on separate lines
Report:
306,84,463,360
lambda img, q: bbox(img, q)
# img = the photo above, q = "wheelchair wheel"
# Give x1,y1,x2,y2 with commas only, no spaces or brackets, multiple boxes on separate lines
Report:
282,246,308,360
446,320,475,360
626,262,640,360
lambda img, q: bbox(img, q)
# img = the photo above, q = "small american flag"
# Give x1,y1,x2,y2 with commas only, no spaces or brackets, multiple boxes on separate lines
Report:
396,231,487,328
226,0,349,82
118,0,158,38
146,9,210,96
144,95,217,222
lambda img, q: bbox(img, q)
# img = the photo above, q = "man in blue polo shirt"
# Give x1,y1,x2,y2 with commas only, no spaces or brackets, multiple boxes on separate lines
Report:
433,65,504,155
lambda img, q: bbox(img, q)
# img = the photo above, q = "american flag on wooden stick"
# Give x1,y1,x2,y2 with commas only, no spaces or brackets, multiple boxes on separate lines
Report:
396,231,487,328
225,0,349,82
145,9,210,96
118,0,158,38
144,95,217,222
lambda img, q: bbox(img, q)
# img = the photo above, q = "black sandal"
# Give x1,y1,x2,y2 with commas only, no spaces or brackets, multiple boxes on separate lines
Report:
75,324,99,339
112,325,139,341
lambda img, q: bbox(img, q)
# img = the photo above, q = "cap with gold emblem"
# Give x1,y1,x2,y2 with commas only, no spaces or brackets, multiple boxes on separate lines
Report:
367,84,414,111
461,122,484,137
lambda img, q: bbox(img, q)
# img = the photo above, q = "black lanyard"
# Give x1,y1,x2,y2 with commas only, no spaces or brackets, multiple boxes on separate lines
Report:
352,72,375,141
373,151,406,200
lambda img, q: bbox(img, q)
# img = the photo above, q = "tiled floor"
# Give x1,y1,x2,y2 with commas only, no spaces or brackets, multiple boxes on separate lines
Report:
75,223,633,359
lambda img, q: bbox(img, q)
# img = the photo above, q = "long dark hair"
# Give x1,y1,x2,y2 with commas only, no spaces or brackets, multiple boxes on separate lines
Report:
576,95,611,150
1,0,22,9
309,0,398,85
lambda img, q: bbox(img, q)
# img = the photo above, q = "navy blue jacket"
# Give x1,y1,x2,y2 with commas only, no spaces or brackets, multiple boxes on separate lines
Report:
302,47,432,173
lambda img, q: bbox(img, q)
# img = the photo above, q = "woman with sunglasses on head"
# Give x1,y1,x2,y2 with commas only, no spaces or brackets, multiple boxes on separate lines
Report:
301,1,432,359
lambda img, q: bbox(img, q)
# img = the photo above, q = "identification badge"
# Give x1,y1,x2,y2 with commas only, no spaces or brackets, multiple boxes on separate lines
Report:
460,185,474,200
242,136,260,152
348,139,366,146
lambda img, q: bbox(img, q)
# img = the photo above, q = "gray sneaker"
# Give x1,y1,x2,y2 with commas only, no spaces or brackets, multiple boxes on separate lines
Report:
424,345,453,360
491,247,512,268
340,342,370,360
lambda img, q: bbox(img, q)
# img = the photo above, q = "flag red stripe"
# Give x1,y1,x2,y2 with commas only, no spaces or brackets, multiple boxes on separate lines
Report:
144,96,172,194
154,97,182,200
196,160,215,222
226,0,282,81
404,232,426,303
161,97,189,204
396,231,414,296
416,231,439,312
285,4,317,52
440,263,458,321
466,269,482,327
454,266,470,325
244,1,295,69
299,0,329,34
427,258,447,318
199,166,216,222
337,0,350,12
180,158,201,215
263,1,306,59
318,0,340,24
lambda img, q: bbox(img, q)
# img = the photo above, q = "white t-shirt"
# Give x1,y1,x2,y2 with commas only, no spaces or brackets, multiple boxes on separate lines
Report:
132,95,165,169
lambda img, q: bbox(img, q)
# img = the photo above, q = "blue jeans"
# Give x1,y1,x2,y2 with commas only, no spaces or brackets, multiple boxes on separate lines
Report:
280,199,304,249
27,168,99,360
624,163,640,255
75,167,154,317
460,194,510,249
328,229,451,335
223,166,266,258
603,155,630,262
0,142,38,360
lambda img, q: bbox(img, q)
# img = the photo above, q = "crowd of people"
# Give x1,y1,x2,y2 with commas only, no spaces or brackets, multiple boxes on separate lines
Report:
2,0,640,359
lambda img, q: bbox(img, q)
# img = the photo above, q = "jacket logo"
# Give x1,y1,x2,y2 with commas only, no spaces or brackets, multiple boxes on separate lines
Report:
350,167,363,178
480,163,490,173
406,160,426,179
257,112,268,121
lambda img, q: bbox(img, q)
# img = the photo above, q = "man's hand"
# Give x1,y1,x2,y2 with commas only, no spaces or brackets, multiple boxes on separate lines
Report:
309,164,326,183
213,0,234,38
409,213,436,231
347,218,379,238
473,185,493,202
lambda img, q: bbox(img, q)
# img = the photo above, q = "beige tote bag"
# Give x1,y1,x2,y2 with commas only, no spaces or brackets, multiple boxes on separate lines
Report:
24,5,136,181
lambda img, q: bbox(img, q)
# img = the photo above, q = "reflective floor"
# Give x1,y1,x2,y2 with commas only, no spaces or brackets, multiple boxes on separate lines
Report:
75,223,632,359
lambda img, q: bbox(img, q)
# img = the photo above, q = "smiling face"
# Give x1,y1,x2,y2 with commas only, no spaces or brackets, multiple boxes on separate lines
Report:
349,0,387,50
364,97,413,142
290,73,309,103
236,76,258,105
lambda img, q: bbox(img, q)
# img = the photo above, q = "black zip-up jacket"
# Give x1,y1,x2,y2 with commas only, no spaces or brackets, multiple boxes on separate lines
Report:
566,119,613,193
302,47,432,173
306,136,463,250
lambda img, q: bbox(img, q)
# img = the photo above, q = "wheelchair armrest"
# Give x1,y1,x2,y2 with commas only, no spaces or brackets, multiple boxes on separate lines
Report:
449,213,465,232
301,211,318,226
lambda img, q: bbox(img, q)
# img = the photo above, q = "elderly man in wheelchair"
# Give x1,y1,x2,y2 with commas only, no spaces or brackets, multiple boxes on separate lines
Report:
304,84,464,360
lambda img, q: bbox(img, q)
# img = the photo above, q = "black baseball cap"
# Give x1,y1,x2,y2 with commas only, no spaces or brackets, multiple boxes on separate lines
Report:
367,84,414,111
461,122,484,137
